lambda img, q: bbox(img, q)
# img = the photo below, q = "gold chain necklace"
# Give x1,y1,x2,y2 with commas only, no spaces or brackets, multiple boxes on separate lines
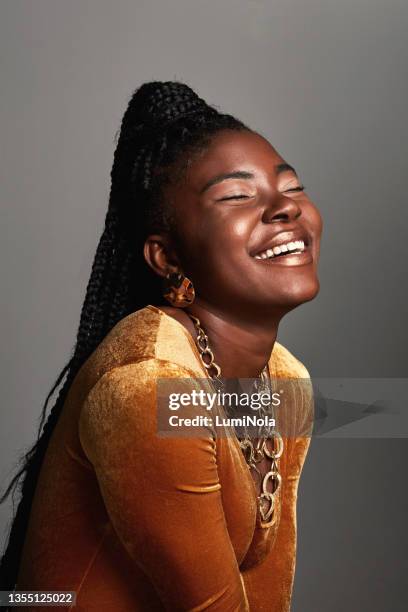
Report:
187,313,283,524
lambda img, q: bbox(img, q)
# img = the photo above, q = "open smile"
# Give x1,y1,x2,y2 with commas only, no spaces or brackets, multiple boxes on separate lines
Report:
250,238,313,267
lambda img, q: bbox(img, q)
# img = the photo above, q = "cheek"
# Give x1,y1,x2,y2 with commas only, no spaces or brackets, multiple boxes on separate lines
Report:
181,212,253,262
179,218,253,292
209,209,257,256
229,217,252,240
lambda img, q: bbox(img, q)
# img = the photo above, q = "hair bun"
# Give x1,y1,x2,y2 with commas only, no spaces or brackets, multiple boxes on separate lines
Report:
121,81,218,141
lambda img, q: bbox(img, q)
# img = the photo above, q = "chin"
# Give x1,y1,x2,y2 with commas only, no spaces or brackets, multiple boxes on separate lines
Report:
278,278,321,308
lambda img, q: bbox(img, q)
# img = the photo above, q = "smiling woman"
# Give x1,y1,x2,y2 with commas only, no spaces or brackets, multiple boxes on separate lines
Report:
148,128,322,333
0,81,322,611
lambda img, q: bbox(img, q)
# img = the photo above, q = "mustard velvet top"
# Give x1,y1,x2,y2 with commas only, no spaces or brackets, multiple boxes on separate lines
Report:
16,305,313,611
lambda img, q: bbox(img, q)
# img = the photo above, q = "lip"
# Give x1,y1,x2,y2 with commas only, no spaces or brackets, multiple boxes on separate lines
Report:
250,229,311,258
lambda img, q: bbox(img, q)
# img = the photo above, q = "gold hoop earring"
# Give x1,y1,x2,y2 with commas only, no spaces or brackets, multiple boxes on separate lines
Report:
163,272,195,308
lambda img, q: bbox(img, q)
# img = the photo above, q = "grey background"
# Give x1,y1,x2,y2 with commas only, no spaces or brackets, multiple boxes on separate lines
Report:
1,0,407,609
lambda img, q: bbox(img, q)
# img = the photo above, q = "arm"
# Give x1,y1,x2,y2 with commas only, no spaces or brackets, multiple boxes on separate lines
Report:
79,358,249,611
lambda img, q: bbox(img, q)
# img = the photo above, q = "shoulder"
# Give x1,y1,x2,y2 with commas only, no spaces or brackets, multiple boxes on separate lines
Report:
91,305,163,365
77,305,162,389
80,356,210,424
78,357,211,460
82,357,202,416
78,304,202,393
79,358,204,448
270,340,311,379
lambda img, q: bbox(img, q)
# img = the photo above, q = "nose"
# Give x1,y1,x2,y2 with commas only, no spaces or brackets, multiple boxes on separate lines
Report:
261,193,302,223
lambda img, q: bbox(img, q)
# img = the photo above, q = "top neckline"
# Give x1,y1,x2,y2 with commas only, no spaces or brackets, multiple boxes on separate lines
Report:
146,304,210,376
146,303,276,379
146,304,197,343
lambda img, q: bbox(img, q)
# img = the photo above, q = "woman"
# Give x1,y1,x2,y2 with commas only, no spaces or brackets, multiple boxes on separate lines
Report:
0,81,322,610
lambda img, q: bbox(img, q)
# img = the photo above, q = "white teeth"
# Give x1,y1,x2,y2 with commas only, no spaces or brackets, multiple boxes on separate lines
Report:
254,239,305,260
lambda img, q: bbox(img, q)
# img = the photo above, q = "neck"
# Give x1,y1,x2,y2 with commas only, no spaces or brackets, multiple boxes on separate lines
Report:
182,298,283,379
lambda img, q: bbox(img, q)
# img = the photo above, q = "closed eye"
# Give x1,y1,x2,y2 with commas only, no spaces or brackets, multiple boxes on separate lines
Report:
218,185,305,201
284,185,305,193
218,194,252,201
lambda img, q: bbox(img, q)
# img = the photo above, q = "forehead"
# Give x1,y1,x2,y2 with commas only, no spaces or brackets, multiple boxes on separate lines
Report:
185,129,284,188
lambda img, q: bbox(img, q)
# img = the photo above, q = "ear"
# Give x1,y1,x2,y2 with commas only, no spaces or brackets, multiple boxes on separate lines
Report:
143,233,181,279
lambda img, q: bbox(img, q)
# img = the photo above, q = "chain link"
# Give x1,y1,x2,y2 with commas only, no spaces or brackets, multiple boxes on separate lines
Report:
187,314,283,524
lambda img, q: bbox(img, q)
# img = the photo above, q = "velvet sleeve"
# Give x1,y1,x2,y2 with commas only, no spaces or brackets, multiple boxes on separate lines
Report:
78,358,250,611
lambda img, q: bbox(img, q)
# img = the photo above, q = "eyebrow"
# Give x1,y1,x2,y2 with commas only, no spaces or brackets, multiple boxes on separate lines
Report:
199,163,298,193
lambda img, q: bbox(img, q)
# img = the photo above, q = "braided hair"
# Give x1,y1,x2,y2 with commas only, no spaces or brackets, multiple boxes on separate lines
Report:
0,80,249,589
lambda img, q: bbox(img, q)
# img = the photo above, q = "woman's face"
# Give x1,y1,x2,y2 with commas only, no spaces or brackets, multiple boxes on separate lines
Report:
160,128,322,319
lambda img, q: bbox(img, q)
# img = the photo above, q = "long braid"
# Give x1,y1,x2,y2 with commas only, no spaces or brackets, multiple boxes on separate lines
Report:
0,80,249,589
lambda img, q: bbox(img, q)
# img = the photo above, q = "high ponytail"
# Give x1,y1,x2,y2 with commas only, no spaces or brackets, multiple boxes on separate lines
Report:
0,80,248,589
